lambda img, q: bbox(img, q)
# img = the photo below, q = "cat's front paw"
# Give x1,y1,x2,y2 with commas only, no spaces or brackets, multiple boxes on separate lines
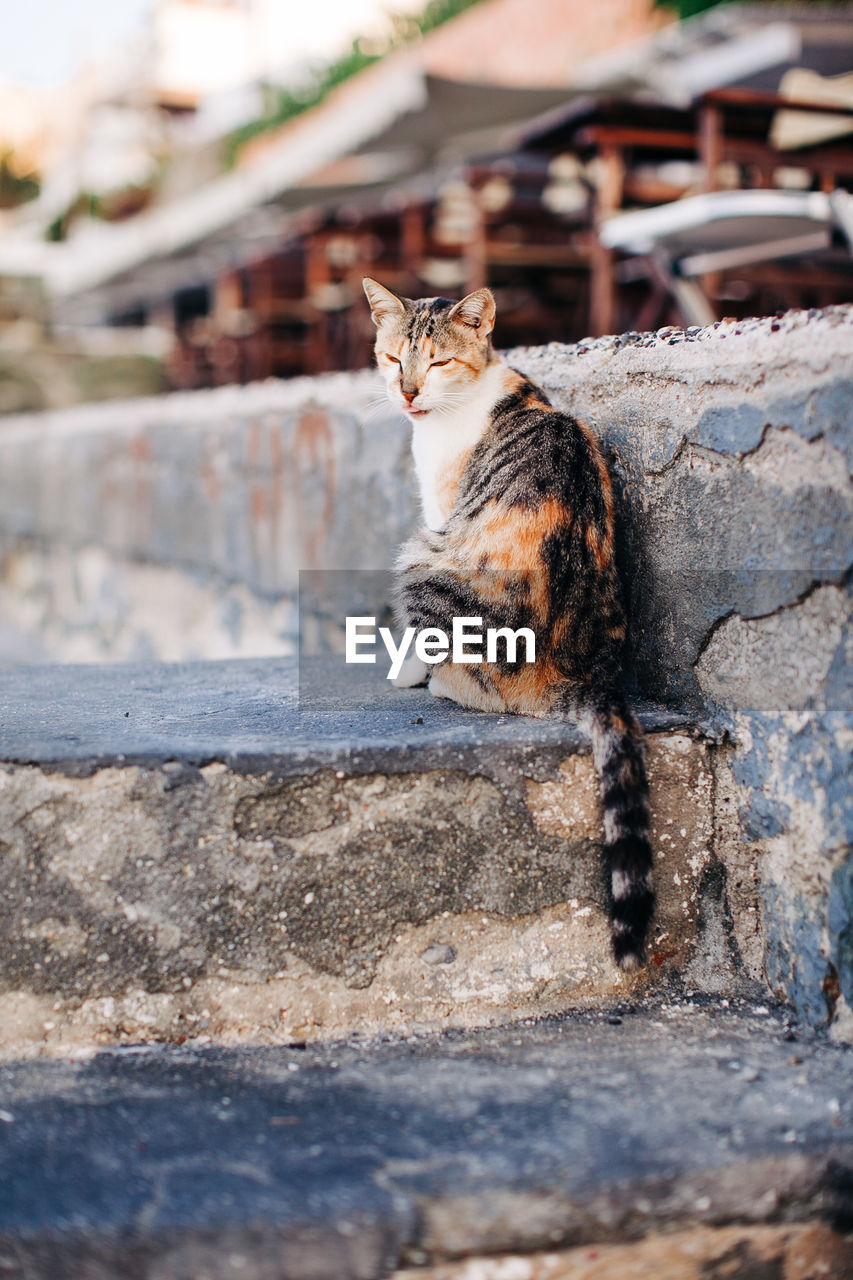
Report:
392,656,430,688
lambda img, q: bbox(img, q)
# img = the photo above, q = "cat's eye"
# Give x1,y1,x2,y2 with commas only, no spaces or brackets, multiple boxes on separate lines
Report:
384,354,401,365
430,359,452,368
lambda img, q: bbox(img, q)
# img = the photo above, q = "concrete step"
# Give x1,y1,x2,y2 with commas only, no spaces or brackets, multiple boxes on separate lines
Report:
0,1000,850,1279
0,656,765,1058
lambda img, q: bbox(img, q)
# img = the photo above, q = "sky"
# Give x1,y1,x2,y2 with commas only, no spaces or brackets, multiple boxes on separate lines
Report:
0,0,423,89
0,0,153,86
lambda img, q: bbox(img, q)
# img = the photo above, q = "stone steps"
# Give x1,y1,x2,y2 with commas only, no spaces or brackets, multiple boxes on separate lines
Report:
0,304,849,1275
0,1000,850,1279
0,655,765,1059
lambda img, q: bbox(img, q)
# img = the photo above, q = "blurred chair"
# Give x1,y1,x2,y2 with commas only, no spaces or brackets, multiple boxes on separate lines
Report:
599,187,853,327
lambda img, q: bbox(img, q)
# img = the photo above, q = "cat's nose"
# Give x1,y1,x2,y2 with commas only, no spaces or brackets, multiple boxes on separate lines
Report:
401,388,419,403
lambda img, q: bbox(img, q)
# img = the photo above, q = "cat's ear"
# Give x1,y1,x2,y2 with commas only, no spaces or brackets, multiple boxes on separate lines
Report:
449,288,495,336
363,278,406,327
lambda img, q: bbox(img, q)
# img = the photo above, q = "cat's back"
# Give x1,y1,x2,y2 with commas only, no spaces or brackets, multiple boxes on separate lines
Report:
456,369,613,526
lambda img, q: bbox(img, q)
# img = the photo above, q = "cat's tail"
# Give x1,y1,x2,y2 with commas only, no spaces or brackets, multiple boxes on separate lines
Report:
566,687,654,970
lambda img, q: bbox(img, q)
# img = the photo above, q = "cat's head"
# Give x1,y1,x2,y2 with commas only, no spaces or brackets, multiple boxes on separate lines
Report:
363,278,496,418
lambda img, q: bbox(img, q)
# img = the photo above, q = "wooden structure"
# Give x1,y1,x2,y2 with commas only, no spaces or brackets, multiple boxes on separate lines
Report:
550,88,853,335
167,82,853,388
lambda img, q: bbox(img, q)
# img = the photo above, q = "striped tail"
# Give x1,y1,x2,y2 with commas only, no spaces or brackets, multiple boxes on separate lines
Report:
586,692,654,970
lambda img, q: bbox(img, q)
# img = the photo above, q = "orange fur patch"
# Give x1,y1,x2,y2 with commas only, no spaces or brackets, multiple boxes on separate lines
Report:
490,658,567,716
585,522,613,572
429,664,504,713
461,498,565,624
450,494,563,629
463,497,566,571
504,369,551,409
435,449,474,524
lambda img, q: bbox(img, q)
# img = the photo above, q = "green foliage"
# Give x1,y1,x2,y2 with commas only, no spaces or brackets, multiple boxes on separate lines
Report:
225,0,486,167
45,186,153,241
225,45,381,165
417,0,486,34
0,152,40,210
655,0,834,16
655,0,729,16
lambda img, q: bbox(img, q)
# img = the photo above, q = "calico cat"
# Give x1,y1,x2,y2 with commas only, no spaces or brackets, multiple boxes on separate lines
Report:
363,277,653,970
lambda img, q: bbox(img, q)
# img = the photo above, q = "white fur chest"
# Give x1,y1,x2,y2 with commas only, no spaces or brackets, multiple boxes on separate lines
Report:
410,363,507,531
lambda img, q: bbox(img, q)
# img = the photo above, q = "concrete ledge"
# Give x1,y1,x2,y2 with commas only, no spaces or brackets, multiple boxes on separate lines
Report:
0,1002,850,1279
0,657,763,1057
0,655,690,777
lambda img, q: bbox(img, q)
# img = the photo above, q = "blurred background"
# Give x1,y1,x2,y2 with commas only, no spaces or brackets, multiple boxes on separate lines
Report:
0,0,852,413
0,0,851,670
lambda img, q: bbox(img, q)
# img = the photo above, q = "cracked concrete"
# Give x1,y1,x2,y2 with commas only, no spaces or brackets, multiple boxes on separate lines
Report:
0,307,850,681
696,583,849,713
0,669,744,1056
698,579,852,1031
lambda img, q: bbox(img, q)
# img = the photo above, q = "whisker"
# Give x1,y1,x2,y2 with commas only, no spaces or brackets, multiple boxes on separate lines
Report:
359,397,400,423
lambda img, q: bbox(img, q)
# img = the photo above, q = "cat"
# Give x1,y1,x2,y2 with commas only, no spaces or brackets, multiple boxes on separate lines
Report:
362,277,653,970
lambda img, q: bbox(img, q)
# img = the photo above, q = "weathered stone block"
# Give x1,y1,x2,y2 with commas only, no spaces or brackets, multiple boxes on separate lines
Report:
0,724,737,1057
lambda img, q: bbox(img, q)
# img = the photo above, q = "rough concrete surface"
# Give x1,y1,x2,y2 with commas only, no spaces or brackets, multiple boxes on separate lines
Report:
511,316,853,1035
0,541,297,665
0,1002,850,1280
0,370,413,664
695,584,849,715
392,1222,853,1279
693,579,852,1027
0,659,745,1057
517,314,853,1031
0,655,689,777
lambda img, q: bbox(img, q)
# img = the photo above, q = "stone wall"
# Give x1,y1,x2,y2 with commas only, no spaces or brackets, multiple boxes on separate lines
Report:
0,304,850,1029
0,372,414,663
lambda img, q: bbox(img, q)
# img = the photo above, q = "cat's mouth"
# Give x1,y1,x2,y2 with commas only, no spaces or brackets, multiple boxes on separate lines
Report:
402,406,429,417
